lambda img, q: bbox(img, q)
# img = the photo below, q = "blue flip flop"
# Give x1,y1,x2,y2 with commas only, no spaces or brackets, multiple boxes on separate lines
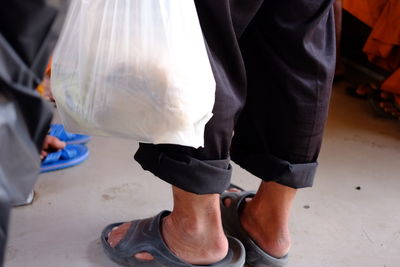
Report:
40,144,89,173
49,124,91,145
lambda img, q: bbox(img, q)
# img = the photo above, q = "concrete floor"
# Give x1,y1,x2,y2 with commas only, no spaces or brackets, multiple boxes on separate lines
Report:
5,82,400,267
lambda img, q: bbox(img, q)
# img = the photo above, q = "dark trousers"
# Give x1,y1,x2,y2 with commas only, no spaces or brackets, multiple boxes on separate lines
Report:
135,0,336,194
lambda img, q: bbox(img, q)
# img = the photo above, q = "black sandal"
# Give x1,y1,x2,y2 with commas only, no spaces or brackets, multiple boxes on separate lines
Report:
101,211,246,267
220,191,289,267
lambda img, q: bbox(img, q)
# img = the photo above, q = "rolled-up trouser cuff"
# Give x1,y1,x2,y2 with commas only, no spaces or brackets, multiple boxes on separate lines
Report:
231,149,317,189
134,144,232,195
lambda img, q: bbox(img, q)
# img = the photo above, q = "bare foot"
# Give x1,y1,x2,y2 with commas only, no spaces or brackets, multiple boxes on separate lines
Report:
108,188,228,265
108,216,228,264
223,184,292,258
379,102,400,119
40,135,66,159
378,92,400,120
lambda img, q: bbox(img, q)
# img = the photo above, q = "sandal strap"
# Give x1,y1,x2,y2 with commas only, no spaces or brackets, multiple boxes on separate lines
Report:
220,191,289,267
106,211,244,267
42,146,78,164
220,191,255,236
42,150,62,164
114,211,193,266
49,124,77,141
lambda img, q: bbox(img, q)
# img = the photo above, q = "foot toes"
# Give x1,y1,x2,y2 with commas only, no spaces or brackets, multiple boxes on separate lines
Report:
223,186,243,207
228,188,241,193
392,111,400,117
107,223,155,261
108,222,132,248
380,92,392,100
379,102,392,108
384,107,396,112
223,197,232,208
134,252,155,261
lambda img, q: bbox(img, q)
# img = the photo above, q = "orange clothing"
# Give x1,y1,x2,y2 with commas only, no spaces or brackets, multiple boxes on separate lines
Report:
342,0,387,27
343,0,400,94
37,58,52,96
45,57,52,76
381,69,400,95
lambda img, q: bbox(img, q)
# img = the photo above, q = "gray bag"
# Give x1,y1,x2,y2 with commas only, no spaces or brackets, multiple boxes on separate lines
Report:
0,92,43,265
0,0,69,265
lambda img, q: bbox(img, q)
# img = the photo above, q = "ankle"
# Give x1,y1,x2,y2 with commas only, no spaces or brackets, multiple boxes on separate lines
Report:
237,182,295,258
240,207,291,258
167,210,225,238
241,197,287,227
162,214,228,264
160,186,229,264
170,187,224,235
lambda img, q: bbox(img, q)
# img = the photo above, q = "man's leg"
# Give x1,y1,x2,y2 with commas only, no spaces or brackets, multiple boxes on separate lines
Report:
107,0,264,264
230,0,336,259
242,182,296,257
108,0,335,264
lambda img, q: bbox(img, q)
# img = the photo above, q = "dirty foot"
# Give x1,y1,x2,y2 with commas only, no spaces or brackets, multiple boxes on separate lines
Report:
107,213,228,265
223,184,292,258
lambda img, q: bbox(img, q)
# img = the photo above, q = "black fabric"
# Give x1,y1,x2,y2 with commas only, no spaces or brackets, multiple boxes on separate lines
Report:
135,144,232,194
0,186,11,266
0,1,69,266
135,0,336,194
0,0,69,151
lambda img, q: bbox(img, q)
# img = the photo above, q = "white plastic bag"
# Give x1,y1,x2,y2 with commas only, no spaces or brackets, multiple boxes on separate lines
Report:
52,0,215,148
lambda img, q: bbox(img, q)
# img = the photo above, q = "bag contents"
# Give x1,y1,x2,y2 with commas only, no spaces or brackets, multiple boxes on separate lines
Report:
52,0,215,148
